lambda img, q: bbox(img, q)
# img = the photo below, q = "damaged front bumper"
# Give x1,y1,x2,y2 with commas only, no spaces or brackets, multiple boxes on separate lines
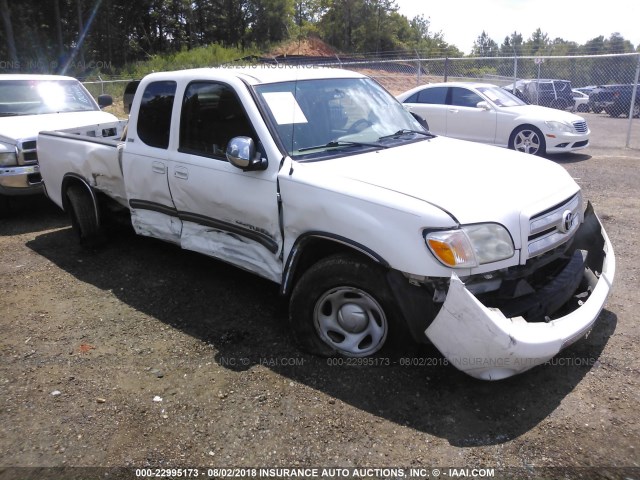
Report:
425,205,615,381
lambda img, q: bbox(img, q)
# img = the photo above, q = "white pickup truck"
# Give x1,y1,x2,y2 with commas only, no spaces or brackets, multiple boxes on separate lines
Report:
37,67,615,380
0,74,117,211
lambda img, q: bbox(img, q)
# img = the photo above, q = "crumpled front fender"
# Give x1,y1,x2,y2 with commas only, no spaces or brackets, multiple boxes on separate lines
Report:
425,209,615,381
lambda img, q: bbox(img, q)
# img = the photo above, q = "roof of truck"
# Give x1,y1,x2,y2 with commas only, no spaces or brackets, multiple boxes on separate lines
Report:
141,66,366,85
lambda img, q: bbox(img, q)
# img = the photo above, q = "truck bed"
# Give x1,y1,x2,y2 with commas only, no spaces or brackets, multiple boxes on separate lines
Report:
38,120,128,210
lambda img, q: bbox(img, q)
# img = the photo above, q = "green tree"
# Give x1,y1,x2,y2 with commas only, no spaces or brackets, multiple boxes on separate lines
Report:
524,28,549,55
500,32,523,56
246,0,294,48
604,32,634,53
471,31,498,57
0,0,19,66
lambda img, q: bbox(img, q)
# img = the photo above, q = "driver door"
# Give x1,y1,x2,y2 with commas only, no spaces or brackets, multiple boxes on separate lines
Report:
167,80,283,282
445,87,497,144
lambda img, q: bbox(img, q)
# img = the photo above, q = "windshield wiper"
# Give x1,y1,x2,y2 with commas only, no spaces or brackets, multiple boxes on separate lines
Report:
297,140,388,152
378,129,435,141
0,112,23,117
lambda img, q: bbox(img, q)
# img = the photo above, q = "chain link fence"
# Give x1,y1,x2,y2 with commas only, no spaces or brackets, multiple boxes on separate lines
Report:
83,52,640,149
313,52,640,149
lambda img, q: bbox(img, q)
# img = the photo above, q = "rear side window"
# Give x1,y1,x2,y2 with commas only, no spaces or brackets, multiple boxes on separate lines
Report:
137,81,176,149
417,87,448,105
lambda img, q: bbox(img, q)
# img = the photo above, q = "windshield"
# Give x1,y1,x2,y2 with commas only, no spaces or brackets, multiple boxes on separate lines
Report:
255,77,427,160
477,86,526,107
0,79,98,116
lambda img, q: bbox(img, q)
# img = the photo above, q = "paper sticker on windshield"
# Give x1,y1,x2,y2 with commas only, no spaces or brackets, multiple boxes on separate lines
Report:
262,92,308,125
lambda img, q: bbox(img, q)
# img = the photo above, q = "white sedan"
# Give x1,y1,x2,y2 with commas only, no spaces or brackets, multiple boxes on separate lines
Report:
397,82,590,156
572,89,590,112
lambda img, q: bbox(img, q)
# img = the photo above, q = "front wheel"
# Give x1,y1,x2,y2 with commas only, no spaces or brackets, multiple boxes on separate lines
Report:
510,125,546,156
289,254,399,357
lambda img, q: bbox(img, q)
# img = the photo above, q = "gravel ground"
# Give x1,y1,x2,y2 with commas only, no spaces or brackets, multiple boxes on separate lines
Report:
1,113,639,480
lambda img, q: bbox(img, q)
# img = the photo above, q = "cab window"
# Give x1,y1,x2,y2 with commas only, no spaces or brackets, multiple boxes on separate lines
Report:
179,81,255,159
137,81,176,149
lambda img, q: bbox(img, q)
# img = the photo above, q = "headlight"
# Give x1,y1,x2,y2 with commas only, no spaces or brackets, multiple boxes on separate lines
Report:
425,223,515,268
545,121,574,133
0,151,18,167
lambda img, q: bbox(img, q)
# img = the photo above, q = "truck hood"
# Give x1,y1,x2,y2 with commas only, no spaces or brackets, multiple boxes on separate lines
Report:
0,110,118,144
296,136,580,228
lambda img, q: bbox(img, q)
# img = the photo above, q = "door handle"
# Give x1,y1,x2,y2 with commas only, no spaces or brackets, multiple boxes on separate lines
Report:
448,108,459,113
151,161,166,174
174,166,189,180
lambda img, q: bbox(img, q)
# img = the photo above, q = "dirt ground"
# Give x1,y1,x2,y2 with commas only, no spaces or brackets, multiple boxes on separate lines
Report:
1,113,639,480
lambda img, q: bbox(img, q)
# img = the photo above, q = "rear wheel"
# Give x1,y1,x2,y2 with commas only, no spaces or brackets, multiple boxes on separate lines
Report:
510,125,546,156
66,184,103,247
289,254,400,357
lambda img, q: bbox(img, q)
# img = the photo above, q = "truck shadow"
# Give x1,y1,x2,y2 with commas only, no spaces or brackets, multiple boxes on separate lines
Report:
544,152,592,163
0,195,68,235
27,226,616,448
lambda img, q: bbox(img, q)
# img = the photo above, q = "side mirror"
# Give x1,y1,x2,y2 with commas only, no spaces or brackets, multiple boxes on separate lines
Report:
226,136,267,171
410,112,430,131
476,101,491,110
98,94,113,108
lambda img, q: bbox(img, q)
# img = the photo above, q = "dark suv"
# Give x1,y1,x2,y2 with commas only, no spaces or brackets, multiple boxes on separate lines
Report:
589,84,640,117
505,79,574,110
607,85,640,117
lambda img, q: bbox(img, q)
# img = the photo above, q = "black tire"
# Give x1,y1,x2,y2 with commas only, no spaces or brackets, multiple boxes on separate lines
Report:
289,254,401,357
0,194,10,218
66,184,103,247
509,125,546,156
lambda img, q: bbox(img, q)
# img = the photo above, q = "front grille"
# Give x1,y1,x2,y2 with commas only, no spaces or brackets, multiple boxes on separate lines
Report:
527,194,582,259
573,121,588,134
18,139,38,165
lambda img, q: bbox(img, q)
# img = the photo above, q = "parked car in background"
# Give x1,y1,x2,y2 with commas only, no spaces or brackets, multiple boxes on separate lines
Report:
397,82,590,156
572,89,590,112
575,85,598,96
504,79,575,110
588,85,616,113
602,84,640,117
592,84,640,118
0,74,116,212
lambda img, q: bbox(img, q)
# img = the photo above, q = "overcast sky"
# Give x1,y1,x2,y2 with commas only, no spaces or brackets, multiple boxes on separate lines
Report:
394,0,640,54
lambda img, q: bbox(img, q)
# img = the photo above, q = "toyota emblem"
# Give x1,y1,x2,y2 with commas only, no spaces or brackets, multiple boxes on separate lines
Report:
561,210,574,233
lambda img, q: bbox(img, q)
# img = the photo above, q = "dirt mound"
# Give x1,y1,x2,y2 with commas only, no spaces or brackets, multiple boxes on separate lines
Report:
269,37,338,57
